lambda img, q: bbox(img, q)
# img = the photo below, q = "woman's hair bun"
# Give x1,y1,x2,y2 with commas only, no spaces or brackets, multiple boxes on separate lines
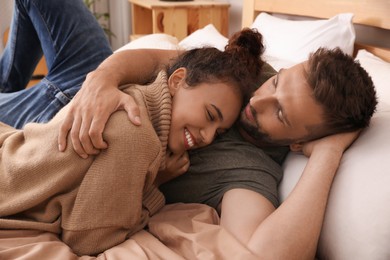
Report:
225,27,264,57
166,27,266,103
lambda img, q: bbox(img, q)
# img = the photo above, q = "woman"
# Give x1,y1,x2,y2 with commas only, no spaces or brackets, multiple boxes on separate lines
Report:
0,28,264,256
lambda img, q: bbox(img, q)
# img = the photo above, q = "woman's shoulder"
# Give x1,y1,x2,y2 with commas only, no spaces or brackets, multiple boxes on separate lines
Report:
105,105,156,139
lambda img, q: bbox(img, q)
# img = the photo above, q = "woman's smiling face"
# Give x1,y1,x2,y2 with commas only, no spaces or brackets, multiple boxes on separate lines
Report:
168,68,242,154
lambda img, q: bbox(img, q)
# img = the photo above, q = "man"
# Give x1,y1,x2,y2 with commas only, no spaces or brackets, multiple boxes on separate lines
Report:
0,0,376,258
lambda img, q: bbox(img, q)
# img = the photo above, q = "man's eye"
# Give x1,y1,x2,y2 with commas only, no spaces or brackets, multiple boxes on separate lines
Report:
273,76,278,87
277,109,283,122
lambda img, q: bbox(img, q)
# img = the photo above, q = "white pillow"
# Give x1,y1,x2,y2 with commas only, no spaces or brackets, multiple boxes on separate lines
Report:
355,49,390,112
279,50,390,260
251,13,355,64
280,110,390,260
115,33,179,52
116,24,228,53
178,24,228,51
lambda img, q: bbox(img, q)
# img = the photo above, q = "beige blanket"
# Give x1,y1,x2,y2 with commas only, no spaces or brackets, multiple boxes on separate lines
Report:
0,203,258,260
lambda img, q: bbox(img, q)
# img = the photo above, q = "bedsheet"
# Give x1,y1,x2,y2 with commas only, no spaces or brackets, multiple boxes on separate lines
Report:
0,203,258,260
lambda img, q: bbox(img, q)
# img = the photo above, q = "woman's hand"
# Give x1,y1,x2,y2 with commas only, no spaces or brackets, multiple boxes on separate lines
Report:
155,151,190,186
57,70,141,158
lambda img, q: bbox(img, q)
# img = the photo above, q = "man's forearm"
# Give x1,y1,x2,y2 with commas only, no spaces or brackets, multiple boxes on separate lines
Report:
247,149,343,259
90,49,181,87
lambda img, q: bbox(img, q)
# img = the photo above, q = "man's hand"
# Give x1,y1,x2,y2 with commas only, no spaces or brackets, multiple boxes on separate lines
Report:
155,151,189,186
301,130,361,158
58,71,141,158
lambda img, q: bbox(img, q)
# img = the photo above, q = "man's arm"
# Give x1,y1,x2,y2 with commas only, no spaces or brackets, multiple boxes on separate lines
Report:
220,131,360,259
220,189,275,244
58,49,181,158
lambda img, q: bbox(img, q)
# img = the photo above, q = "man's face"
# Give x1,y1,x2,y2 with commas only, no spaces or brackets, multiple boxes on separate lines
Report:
238,62,325,147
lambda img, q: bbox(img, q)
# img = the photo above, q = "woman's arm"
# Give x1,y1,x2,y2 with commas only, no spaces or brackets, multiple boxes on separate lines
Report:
61,108,164,256
58,49,181,158
220,131,360,259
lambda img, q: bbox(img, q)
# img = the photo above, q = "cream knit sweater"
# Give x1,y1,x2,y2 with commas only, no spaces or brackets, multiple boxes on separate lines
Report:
0,72,171,256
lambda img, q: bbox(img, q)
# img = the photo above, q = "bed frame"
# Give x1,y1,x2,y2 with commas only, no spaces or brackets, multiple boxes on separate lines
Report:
242,0,390,62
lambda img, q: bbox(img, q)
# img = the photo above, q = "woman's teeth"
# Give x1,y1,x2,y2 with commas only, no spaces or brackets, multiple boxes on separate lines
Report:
185,128,194,148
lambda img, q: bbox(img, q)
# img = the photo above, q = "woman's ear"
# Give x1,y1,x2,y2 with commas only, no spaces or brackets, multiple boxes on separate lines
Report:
289,142,303,152
168,68,187,96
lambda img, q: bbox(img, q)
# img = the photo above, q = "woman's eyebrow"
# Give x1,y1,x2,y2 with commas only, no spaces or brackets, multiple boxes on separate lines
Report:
211,104,223,121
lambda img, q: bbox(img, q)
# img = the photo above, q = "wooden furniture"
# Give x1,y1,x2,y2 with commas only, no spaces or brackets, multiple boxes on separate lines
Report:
242,0,390,62
128,0,230,40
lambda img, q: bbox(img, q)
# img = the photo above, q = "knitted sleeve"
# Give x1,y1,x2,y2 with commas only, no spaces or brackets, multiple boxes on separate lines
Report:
61,109,164,256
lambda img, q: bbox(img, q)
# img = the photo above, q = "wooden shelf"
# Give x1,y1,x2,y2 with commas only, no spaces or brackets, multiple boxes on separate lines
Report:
128,0,230,40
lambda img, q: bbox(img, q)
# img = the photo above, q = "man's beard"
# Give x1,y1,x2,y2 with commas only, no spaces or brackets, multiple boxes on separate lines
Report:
238,111,276,146
238,112,293,147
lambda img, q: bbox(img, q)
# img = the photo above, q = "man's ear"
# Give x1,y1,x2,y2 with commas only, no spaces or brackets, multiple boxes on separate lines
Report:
168,67,187,96
289,142,303,152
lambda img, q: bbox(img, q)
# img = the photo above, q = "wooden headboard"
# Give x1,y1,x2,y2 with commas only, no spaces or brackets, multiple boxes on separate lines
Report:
242,0,390,62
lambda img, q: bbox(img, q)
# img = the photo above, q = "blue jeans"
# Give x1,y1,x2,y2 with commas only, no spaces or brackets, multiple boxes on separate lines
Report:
0,0,113,128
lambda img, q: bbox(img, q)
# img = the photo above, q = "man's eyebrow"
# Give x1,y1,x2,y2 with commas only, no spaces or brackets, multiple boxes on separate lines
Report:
276,69,284,83
276,70,292,127
211,104,223,121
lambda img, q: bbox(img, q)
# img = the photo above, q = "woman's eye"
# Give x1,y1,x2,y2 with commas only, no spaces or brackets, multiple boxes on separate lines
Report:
207,110,215,121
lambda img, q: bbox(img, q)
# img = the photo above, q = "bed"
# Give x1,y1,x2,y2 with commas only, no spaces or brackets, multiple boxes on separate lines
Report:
1,0,390,259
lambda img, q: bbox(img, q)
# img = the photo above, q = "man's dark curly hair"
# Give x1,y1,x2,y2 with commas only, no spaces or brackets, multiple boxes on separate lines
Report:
305,47,377,138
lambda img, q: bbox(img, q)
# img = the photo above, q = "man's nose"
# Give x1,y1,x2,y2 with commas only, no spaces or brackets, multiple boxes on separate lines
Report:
250,94,273,113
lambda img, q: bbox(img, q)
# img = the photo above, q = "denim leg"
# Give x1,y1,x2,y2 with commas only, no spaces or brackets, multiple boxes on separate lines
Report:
0,0,43,92
0,0,113,128
0,79,79,129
